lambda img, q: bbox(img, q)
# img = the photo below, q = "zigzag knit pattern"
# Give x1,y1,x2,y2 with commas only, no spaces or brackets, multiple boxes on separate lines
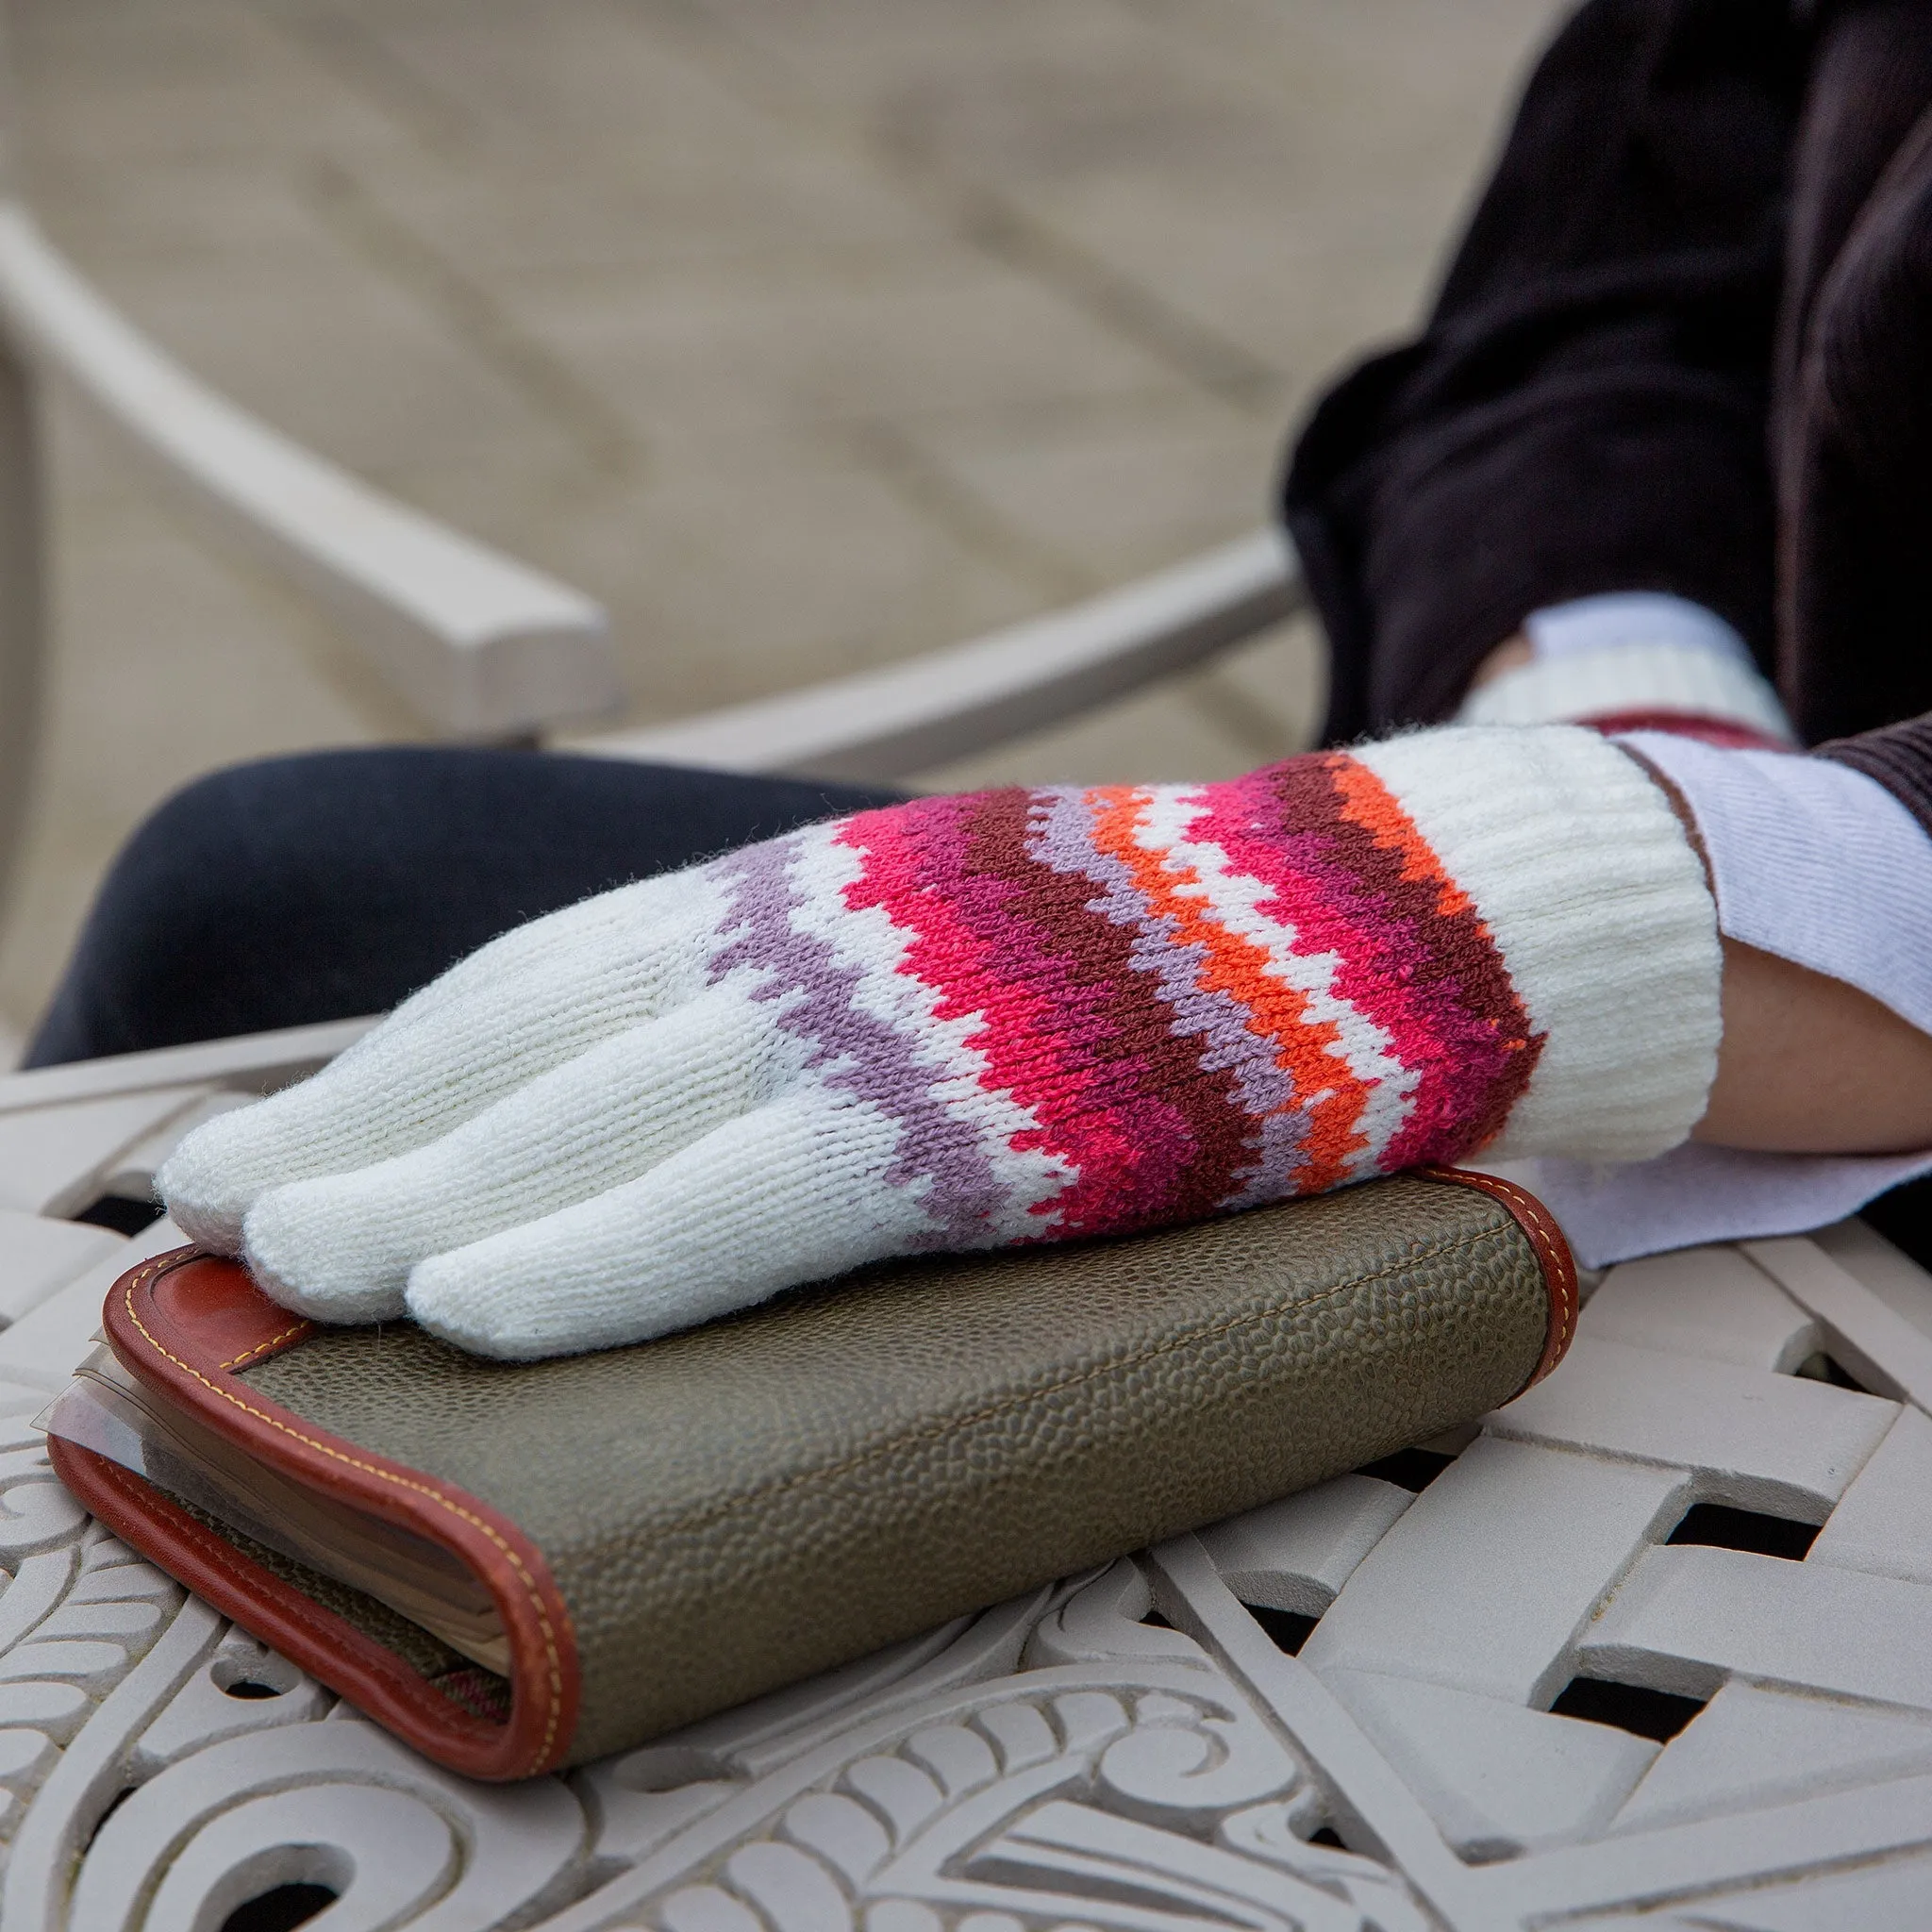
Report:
705,754,1543,1250
160,724,1722,1357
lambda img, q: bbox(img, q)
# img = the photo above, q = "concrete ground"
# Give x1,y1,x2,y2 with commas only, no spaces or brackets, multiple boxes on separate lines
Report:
0,0,1563,1052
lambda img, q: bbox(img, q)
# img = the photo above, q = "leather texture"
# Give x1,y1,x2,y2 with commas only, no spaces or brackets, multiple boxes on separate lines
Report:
77,1169,1572,1776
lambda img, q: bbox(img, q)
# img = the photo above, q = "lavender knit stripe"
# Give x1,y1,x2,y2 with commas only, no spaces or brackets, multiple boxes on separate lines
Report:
705,833,1035,1248
1027,789,1316,1199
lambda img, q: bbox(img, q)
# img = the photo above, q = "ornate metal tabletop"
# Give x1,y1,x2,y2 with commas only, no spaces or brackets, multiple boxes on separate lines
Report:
3,1029,1930,1931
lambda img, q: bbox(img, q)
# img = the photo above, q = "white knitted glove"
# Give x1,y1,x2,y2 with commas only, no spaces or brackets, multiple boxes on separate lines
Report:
1456,592,1794,745
158,726,1719,1359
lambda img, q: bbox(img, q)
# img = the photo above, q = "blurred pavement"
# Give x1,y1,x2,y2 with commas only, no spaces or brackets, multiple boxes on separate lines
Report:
0,0,1563,1044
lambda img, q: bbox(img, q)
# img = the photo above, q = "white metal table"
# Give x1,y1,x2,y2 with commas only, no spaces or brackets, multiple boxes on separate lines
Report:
3,1026,1931,1931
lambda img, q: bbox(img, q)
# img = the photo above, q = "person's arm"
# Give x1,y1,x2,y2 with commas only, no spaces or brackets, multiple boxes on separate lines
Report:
157,724,1727,1358
1285,0,1807,741
1630,717,1932,1155
147,712,1932,1358
1624,728,1932,1150
1461,592,1792,746
1699,941,1932,1154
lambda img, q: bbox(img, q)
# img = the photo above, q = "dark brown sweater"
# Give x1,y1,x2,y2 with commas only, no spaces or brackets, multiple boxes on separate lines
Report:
1283,0,1932,834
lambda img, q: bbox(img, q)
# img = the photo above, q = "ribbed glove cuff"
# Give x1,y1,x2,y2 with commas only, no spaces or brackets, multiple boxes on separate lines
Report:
1456,640,1793,744
1358,725,1721,1161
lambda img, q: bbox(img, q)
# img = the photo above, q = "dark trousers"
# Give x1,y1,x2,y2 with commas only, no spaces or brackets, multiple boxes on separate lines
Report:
25,749,907,1067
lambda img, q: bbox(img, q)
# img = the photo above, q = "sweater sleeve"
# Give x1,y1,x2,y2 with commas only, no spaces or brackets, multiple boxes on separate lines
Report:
1284,0,1806,743
1816,713,1932,841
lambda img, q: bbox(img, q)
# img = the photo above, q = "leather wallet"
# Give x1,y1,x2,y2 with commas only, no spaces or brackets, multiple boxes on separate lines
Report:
49,1166,1573,1780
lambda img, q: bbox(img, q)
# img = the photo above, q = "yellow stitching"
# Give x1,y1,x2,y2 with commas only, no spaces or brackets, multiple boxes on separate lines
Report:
1471,1178,1571,1347
1508,1191,1574,1351
220,1322,312,1372
1454,1174,1574,1380
119,1257,565,1774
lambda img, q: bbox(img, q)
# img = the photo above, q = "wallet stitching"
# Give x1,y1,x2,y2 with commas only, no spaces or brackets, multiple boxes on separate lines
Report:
118,1256,566,1775
646,1217,1520,1545
220,1322,313,1371
1422,1167,1575,1387
1512,1189,1574,1361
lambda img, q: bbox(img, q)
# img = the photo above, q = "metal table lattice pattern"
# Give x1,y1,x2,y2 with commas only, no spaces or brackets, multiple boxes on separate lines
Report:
2,1028,1931,1931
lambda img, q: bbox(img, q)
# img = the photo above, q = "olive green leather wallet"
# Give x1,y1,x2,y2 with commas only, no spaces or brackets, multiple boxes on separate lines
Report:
49,1165,1573,1780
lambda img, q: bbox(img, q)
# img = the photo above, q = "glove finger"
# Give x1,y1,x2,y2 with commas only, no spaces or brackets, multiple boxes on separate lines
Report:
402,1087,940,1359
238,981,803,1324
158,866,735,1251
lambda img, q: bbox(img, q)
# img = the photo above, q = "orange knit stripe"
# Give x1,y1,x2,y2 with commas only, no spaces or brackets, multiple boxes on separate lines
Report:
1329,756,1474,921
1083,787,1373,1188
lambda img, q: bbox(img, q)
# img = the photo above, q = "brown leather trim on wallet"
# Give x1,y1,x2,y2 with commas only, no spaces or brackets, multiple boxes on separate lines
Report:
92,1247,579,1780
1419,1164,1578,1391
48,1436,527,1763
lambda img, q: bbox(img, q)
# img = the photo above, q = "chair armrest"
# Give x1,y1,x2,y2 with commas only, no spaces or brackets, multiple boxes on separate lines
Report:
0,1016,376,1115
567,528,1303,782
0,205,622,739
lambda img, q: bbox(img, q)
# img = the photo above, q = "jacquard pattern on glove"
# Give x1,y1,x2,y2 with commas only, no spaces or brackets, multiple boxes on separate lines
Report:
158,725,1720,1358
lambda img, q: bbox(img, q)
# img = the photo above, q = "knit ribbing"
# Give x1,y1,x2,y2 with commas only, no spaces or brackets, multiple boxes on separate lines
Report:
1457,640,1793,741
1518,731,1932,1271
1353,726,1721,1161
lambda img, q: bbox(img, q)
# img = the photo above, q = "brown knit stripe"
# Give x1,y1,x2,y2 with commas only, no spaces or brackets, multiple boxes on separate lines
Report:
1263,757,1540,1160
960,791,1257,1230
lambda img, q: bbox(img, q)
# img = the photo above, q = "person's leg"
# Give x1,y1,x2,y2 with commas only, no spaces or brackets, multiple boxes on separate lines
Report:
25,747,908,1066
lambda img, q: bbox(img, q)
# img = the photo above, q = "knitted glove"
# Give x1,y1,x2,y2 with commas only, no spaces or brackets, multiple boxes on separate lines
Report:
1456,593,1794,748
158,725,1719,1359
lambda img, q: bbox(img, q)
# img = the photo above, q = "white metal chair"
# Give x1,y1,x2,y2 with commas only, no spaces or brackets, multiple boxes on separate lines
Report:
0,15,1304,924
5,959,1932,1932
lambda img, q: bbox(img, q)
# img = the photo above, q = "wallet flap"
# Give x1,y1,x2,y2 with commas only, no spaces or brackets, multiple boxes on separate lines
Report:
1423,1164,1577,1386
89,1247,580,1780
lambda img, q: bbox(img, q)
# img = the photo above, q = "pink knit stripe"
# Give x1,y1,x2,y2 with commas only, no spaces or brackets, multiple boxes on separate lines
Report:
836,793,1214,1232
1235,758,1537,1166
1187,781,1490,1139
